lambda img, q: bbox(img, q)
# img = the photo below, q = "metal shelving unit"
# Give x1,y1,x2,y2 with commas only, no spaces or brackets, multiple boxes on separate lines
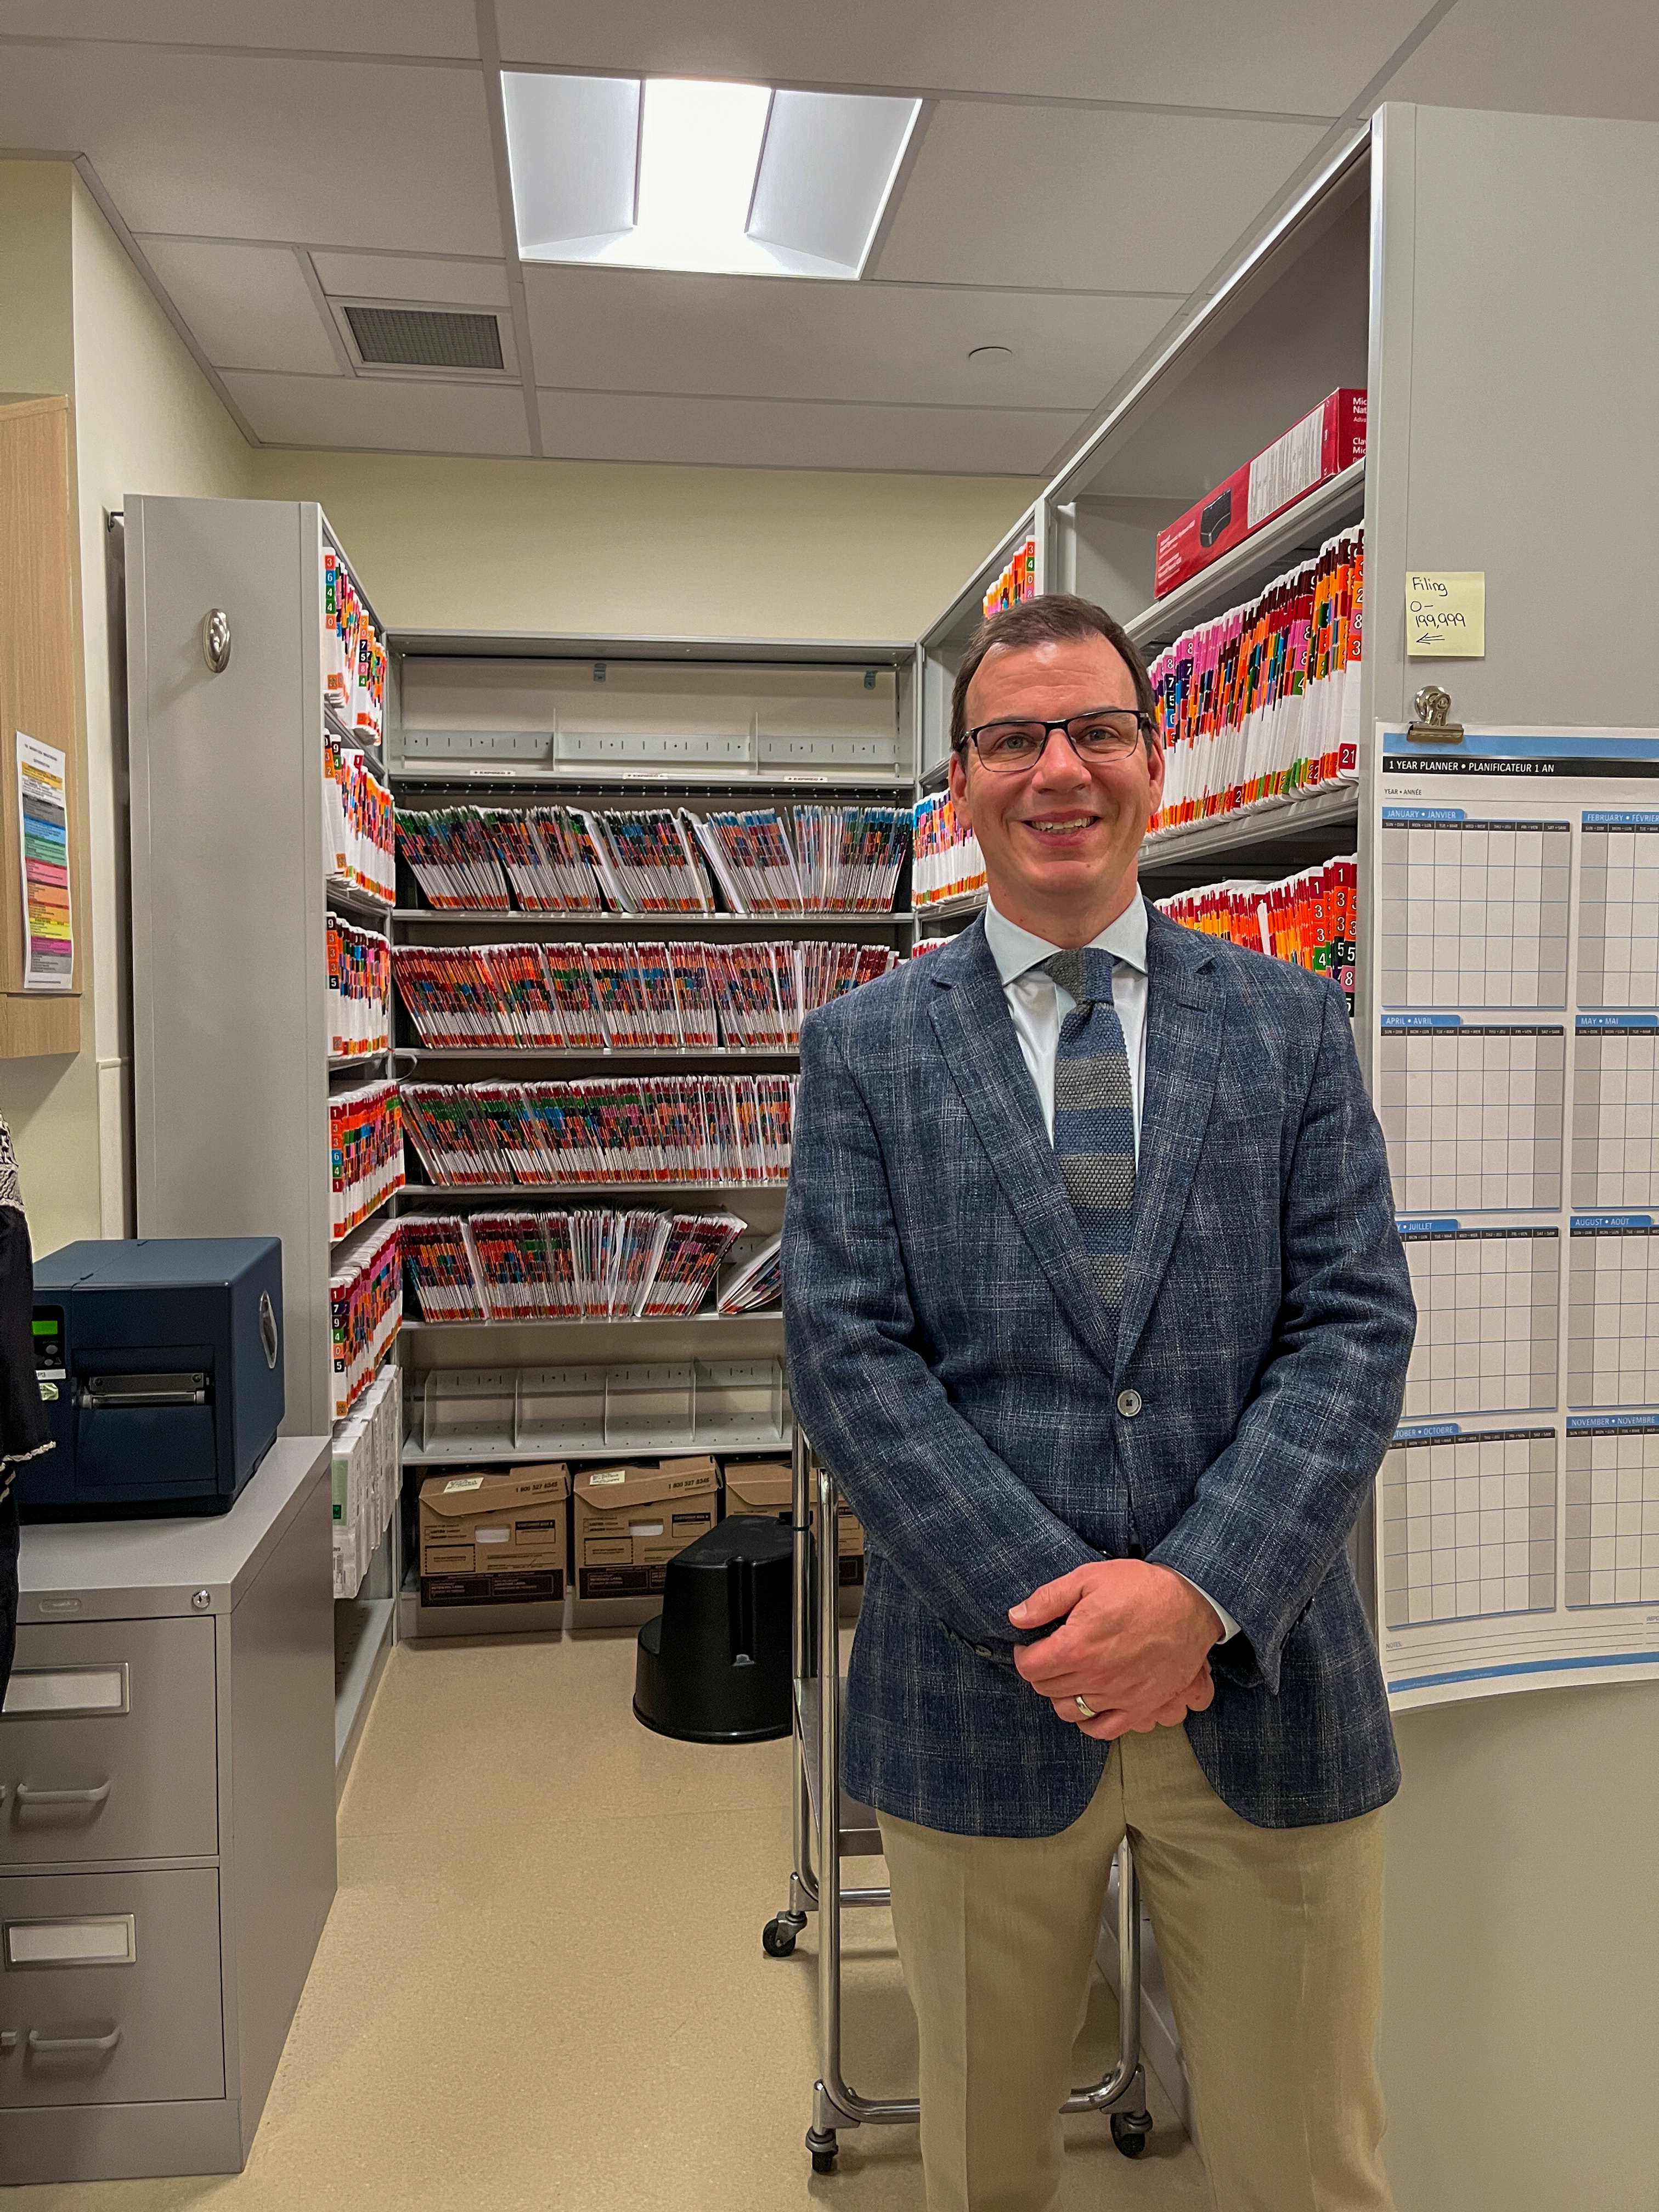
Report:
128,495,396,1433
395,1046,802,1068
1124,458,1365,657
392,907,915,933
385,638,917,1624
127,495,403,1740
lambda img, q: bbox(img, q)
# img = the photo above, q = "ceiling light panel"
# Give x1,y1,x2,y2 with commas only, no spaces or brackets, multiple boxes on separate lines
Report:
501,71,640,256
502,71,920,280
748,89,920,277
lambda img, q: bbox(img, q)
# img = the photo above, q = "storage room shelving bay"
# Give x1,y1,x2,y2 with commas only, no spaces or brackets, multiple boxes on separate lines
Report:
126,101,1659,1692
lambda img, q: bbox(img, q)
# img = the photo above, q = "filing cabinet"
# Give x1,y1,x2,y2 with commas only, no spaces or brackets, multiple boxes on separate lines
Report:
0,1437,335,2182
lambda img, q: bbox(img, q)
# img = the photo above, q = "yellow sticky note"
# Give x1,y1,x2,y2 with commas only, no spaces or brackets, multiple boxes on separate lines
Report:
1406,571,1485,658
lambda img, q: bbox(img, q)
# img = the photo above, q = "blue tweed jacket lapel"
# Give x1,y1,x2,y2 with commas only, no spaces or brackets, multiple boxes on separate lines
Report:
926,918,1122,1377
1114,902,1224,1379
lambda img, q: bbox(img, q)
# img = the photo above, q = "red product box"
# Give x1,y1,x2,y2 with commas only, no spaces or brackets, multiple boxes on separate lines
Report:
1154,388,1366,600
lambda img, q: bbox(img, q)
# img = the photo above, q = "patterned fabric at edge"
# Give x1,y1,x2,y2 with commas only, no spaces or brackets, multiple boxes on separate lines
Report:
1042,946,1136,1329
781,904,1417,1837
0,1114,50,1706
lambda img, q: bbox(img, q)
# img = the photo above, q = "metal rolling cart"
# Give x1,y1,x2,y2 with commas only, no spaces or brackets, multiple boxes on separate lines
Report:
763,1430,1154,2174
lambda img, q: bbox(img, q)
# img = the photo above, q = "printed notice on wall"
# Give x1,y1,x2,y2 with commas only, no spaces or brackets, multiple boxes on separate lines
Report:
1372,724,1659,1712
16,733,72,991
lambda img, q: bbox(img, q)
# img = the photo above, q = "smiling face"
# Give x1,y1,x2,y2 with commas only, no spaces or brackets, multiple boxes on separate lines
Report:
947,633,1165,947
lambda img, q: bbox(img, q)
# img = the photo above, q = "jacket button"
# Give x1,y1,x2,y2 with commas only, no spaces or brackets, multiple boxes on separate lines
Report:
1116,1388,1143,1418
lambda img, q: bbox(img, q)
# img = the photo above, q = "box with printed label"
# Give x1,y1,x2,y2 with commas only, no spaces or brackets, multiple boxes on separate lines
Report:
1154,388,1365,600
572,1456,719,1602
417,1463,569,1607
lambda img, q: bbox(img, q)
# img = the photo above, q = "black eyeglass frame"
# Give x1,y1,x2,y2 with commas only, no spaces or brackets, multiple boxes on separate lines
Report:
957,708,1156,774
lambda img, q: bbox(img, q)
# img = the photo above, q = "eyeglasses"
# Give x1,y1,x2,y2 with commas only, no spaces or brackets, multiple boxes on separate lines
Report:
961,709,1154,775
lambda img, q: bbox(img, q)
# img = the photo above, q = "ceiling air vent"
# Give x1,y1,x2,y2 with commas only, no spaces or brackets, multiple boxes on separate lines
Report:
342,304,505,372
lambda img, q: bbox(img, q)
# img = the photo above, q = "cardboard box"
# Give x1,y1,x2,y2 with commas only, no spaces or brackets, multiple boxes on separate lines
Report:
721,1458,792,1520
1154,388,1366,600
572,1455,719,1601
418,1463,569,1608
721,1457,864,1584
830,1502,866,1589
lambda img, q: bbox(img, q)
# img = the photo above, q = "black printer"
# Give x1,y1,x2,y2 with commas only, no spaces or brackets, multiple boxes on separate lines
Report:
21,1238,284,1519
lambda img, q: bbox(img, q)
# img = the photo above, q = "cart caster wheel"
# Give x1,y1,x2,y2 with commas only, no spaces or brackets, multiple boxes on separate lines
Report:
1110,2111,1152,2158
807,2125,838,2174
762,1916,798,1958
812,2149,838,2175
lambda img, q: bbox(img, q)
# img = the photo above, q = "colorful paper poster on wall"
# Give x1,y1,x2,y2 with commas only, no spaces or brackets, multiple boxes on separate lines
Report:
16,732,72,991
1371,724,1659,1712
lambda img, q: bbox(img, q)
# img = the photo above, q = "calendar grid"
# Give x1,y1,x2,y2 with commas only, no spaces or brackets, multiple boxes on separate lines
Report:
1380,819,1571,1011
1576,825,1659,1009
1380,1427,1556,1628
1571,1025,1659,1208
1398,1227,1559,1421
1564,1419,1659,1608
1379,1023,1564,1212
1566,1223,1659,1407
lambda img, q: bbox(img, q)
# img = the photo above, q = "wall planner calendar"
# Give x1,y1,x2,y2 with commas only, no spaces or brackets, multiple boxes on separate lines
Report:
1372,726,1659,1710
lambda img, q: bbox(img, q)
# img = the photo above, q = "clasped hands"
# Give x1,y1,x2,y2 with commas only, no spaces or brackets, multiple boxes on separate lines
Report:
1009,1559,1219,1741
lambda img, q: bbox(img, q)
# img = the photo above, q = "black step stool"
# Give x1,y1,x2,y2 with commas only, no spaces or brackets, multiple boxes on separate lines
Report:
633,1515,794,1743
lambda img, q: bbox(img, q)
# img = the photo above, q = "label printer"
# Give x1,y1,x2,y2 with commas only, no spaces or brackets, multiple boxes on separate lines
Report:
22,1238,284,1519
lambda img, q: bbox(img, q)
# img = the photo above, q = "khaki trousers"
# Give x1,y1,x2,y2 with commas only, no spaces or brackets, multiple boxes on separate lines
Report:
877,1723,1391,2212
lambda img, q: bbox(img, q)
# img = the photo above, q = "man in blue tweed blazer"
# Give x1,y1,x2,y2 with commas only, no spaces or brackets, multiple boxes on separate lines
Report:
783,595,1414,2212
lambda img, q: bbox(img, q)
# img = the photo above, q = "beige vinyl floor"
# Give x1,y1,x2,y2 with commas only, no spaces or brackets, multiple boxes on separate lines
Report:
15,1629,1211,2212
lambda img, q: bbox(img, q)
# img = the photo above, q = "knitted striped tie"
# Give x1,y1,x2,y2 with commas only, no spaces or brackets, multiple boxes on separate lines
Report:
1044,946,1136,1312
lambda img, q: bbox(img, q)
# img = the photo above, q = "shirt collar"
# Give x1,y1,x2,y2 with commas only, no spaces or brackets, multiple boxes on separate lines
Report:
982,891,1149,989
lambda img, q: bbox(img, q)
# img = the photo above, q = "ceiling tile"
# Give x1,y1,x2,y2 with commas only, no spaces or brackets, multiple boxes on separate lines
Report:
1376,0,1659,119
873,104,1329,293
536,388,1081,473
137,236,341,374
523,264,1178,411
310,252,510,309
0,47,502,255
0,4,478,55
493,0,1427,113
222,371,532,455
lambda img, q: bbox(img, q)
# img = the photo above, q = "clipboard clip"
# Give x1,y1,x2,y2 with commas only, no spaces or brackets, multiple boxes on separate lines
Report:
1407,686,1463,743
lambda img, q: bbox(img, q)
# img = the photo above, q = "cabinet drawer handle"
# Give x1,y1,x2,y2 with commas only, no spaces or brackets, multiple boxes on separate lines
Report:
15,1781,112,1808
27,2025,121,2055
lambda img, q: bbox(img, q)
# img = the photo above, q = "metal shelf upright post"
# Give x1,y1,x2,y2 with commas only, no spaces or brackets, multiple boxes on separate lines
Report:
125,495,402,1777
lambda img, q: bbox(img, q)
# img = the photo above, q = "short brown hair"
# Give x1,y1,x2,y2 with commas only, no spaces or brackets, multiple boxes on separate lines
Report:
950,593,1157,755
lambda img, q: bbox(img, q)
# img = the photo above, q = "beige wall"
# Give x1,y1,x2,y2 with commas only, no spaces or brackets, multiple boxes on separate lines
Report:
69,170,252,1239
249,448,1035,644
0,163,97,1257
1381,1684,1659,2211
0,162,251,1255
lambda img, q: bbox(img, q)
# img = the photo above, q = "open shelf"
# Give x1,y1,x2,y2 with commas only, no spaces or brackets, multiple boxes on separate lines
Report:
330,1184,401,1249
325,877,393,927
403,1426,791,1466
913,888,988,922
1136,783,1359,885
395,1182,785,1204
324,701,386,775
1125,460,1365,656
396,1045,799,1068
390,907,915,932
401,1310,780,1335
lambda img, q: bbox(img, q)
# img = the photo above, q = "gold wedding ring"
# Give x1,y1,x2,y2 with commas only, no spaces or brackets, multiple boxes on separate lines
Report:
1074,1694,1097,1718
